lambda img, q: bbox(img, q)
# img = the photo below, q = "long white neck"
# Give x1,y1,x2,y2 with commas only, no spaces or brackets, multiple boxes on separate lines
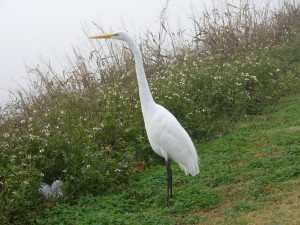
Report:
124,35,155,112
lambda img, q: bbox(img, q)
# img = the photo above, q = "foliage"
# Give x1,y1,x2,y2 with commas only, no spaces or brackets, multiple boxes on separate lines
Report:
36,92,300,224
0,1,300,224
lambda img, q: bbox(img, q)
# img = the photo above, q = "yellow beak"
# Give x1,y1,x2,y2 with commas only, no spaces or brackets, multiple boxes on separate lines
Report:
89,33,117,39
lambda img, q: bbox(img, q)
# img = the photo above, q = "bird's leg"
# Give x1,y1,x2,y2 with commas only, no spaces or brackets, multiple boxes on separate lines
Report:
166,159,173,204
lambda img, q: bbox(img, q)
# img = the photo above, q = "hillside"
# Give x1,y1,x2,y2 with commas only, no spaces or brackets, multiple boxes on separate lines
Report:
1,2,300,224
36,92,300,224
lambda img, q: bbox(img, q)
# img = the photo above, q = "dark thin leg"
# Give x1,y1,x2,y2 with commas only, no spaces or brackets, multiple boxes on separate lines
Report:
166,159,172,204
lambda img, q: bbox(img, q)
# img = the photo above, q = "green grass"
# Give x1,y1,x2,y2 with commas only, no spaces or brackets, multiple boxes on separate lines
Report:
36,92,300,225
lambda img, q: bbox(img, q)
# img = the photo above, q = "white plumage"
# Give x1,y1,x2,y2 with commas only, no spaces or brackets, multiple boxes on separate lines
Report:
90,30,199,202
144,104,199,176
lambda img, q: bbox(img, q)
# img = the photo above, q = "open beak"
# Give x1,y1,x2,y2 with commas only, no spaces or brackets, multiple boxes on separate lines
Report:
89,33,116,39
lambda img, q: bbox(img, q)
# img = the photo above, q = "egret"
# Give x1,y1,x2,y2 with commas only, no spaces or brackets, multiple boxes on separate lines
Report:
89,30,199,203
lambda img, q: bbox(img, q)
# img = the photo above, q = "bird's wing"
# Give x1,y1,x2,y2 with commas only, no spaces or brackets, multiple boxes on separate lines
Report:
144,104,199,176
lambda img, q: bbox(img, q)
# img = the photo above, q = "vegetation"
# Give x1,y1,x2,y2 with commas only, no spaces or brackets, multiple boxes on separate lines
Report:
36,92,300,224
0,1,299,224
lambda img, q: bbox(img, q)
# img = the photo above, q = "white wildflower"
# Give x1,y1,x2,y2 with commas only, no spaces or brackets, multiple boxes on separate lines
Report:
39,180,63,199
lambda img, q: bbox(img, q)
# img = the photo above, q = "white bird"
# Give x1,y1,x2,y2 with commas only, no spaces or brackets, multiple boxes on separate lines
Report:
89,30,199,203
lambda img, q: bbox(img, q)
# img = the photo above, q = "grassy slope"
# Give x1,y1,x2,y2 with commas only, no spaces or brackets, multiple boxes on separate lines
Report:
37,92,300,225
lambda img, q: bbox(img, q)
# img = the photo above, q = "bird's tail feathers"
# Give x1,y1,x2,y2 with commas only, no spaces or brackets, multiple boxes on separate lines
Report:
178,157,199,176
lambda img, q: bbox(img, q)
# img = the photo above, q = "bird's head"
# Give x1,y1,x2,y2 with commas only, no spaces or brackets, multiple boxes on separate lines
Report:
89,30,129,41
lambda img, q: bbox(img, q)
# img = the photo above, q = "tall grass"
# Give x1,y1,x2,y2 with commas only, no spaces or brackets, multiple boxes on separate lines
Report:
192,0,300,55
0,1,300,224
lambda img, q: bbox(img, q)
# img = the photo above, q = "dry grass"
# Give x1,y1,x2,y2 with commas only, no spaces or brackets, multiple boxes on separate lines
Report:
196,179,299,225
233,180,300,225
2,0,299,117
192,0,300,56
